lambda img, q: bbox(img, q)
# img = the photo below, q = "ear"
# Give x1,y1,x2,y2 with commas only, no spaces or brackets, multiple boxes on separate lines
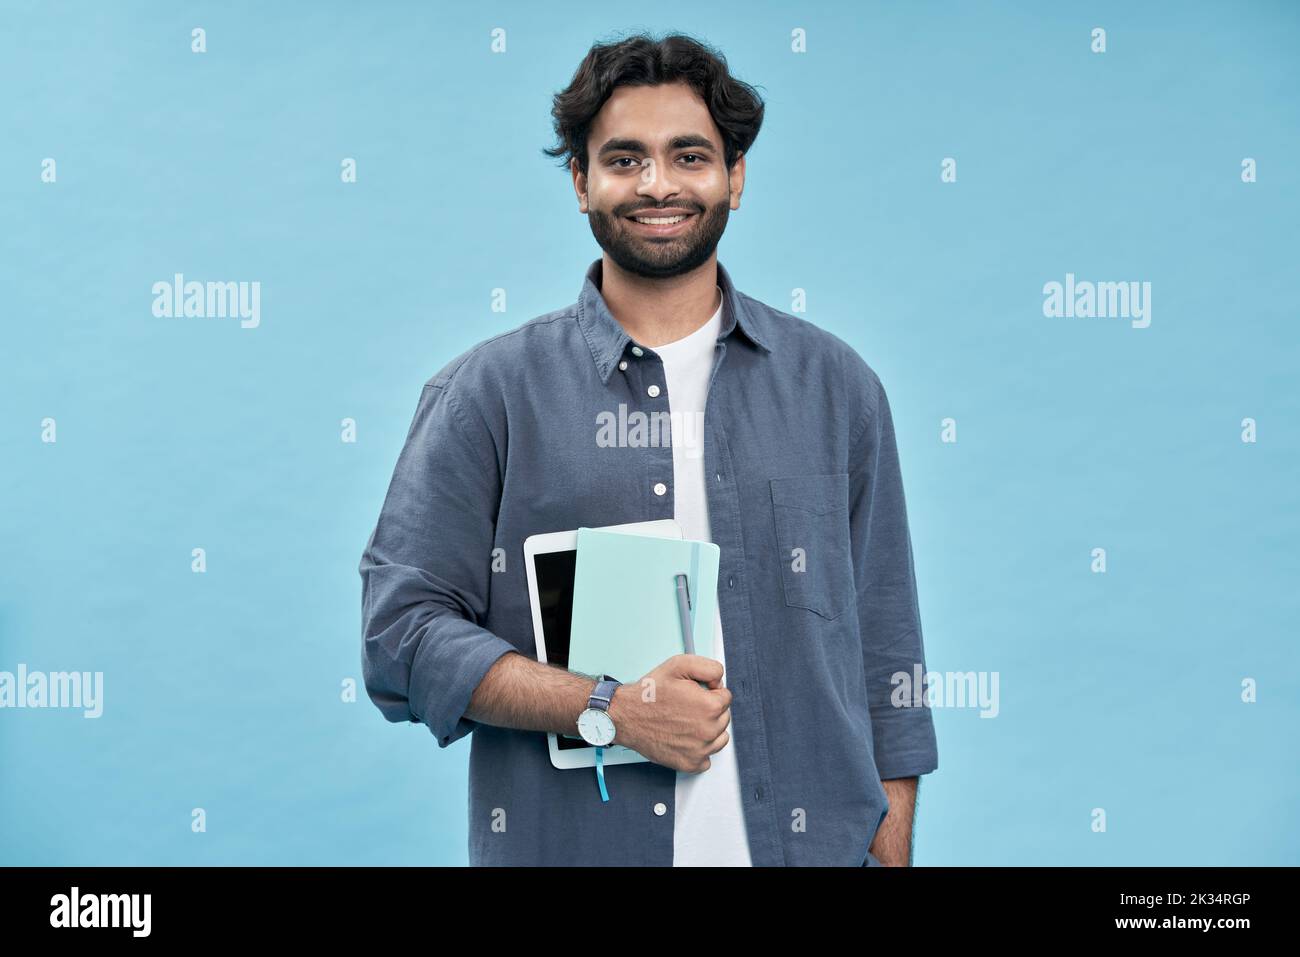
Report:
571,156,589,212
728,152,746,210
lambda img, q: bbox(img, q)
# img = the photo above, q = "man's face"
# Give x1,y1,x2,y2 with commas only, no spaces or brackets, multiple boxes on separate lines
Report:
575,82,744,279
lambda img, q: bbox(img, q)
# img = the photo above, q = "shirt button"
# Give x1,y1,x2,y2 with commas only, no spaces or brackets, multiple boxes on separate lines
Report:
647,384,660,398
653,802,667,816
728,576,735,588
653,482,667,496
618,360,628,371
631,346,644,357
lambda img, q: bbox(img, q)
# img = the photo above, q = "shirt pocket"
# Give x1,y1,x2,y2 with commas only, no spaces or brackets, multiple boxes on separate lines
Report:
769,473,853,621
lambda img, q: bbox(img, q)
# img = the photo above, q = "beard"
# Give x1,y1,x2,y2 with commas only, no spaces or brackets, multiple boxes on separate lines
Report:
587,197,730,279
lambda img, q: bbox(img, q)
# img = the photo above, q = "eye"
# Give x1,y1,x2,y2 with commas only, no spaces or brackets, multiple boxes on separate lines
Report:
680,154,704,164
610,157,640,169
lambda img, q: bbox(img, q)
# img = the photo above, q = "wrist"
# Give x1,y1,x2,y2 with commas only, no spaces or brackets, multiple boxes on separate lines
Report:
605,681,635,748
576,676,623,748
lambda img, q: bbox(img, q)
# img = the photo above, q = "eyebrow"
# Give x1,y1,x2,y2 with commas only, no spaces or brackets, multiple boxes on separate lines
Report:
596,134,719,159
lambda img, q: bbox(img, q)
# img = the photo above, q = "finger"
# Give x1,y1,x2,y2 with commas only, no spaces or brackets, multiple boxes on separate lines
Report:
675,654,724,684
712,708,732,735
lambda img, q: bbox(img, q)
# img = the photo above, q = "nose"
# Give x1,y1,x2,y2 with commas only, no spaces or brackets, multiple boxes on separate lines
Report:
635,154,683,198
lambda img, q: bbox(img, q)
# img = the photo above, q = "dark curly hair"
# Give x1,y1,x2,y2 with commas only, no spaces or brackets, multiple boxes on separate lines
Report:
543,32,766,177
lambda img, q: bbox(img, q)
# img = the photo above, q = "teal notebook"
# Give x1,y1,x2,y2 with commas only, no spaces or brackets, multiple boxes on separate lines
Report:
568,527,720,688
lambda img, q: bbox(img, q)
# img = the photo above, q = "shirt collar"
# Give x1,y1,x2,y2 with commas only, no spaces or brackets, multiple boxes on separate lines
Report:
575,257,771,384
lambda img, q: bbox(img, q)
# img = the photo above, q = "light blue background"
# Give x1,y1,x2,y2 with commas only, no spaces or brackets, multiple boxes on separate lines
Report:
2,0,1296,866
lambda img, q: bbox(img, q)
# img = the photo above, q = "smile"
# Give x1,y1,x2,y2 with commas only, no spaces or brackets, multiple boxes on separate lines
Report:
625,212,696,234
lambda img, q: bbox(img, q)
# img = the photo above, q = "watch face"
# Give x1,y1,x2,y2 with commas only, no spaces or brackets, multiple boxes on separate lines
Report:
577,708,616,747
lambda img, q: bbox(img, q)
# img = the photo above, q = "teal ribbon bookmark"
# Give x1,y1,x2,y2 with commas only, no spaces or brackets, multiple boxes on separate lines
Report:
595,746,610,801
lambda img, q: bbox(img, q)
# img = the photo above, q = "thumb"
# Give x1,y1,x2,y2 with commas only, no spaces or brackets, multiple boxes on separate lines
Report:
674,653,724,687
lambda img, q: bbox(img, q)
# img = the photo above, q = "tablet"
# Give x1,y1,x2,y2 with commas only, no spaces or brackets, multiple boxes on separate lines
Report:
523,519,683,770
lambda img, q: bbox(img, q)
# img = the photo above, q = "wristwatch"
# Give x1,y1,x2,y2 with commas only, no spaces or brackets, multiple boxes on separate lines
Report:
577,675,622,747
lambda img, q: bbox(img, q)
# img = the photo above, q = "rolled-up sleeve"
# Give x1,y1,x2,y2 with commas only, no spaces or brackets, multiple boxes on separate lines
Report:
848,369,939,780
358,380,518,748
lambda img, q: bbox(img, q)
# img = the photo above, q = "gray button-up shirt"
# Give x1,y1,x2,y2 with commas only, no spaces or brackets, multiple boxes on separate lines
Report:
358,258,939,866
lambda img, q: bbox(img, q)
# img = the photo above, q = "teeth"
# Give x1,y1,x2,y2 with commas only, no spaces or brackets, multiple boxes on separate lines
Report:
633,215,688,225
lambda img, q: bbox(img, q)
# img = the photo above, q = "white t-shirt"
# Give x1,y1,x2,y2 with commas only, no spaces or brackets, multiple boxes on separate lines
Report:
655,286,753,867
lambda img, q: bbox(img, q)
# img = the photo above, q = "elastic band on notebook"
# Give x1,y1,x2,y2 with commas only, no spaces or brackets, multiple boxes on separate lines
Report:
688,542,702,640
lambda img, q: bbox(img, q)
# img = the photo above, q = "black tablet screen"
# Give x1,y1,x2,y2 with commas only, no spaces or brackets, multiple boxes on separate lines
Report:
533,549,590,751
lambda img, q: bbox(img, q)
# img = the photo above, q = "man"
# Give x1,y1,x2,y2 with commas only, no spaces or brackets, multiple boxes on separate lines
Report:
358,32,938,866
